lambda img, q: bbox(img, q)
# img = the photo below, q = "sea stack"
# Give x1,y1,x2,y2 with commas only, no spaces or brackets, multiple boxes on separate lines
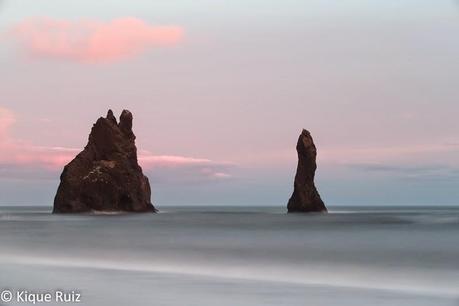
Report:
53,110,156,213
287,129,327,213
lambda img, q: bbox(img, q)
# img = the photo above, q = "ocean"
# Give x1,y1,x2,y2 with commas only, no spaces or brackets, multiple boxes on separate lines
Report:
0,205,458,306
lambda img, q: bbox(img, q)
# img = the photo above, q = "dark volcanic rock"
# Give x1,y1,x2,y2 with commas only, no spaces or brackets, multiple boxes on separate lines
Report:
53,110,156,213
287,129,327,213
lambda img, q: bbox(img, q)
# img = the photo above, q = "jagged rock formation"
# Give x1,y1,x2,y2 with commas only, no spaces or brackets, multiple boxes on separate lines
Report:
53,110,156,213
287,129,327,213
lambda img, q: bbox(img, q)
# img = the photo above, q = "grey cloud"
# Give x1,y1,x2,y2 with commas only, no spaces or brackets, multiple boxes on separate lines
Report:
0,163,59,180
348,163,444,174
346,162,459,182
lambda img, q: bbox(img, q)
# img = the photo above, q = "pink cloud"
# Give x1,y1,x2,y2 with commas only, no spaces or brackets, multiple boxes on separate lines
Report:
139,154,234,182
0,108,232,181
0,108,78,169
0,107,15,139
138,152,234,169
9,17,184,63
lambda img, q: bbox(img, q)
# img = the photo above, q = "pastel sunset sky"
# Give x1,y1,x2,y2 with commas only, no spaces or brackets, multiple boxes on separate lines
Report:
1,0,459,206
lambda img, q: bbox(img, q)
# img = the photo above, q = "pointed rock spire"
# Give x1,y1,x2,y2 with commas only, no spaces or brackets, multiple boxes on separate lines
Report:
287,129,327,213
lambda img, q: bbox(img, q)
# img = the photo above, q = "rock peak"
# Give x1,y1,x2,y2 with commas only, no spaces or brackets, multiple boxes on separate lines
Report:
53,110,155,213
106,109,117,125
119,109,134,137
287,129,327,213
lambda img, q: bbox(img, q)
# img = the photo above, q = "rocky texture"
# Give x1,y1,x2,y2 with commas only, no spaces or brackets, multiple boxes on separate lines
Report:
53,110,156,213
287,129,327,213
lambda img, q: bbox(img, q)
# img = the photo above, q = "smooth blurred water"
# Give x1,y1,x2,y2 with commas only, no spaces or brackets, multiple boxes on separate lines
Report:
0,205,458,306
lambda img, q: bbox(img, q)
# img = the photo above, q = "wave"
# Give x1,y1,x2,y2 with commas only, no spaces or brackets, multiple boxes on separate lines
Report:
1,252,458,298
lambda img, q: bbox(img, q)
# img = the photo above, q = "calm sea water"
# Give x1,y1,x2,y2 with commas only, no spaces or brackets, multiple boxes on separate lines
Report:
0,205,458,306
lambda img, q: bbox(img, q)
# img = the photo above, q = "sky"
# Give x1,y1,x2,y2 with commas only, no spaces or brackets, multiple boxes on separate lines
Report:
1,0,459,206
